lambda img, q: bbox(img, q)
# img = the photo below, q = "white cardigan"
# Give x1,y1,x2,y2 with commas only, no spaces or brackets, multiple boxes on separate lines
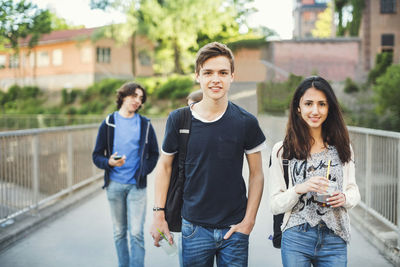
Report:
268,141,361,231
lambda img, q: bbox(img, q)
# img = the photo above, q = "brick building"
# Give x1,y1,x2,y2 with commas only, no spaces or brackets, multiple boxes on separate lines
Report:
0,27,154,91
232,38,361,83
293,0,333,38
359,0,400,71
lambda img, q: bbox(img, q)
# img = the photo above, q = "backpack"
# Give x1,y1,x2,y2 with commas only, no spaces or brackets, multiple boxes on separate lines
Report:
269,157,289,249
164,107,192,232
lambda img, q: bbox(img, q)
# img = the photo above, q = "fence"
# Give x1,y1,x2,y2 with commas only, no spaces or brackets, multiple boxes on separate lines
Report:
348,126,400,237
0,114,104,131
0,124,103,225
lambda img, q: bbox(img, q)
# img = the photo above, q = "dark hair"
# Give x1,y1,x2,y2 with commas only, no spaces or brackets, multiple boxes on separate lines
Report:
195,42,234,74
281,76,351,163
187,89,203,102
116,82,146,111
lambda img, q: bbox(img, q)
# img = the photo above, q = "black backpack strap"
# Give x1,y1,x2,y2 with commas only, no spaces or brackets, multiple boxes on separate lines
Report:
177,107,192,183
282,159,289,189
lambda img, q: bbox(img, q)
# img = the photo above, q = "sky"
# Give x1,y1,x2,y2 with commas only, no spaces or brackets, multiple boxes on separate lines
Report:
32,0,294,39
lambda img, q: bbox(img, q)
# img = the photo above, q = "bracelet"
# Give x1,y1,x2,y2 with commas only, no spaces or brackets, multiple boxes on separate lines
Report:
152,207,165,211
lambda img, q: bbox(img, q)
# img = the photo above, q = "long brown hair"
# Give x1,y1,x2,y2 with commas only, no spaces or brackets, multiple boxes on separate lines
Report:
281,76,351,163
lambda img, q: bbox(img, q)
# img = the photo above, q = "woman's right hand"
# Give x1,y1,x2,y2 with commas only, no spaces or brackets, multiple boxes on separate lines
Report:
294,176,329,194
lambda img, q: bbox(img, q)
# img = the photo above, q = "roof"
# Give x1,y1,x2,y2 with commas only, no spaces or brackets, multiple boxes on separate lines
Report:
20,27,100,46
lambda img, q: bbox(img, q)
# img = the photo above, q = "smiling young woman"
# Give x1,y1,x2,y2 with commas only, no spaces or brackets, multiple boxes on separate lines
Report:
269,76,360,267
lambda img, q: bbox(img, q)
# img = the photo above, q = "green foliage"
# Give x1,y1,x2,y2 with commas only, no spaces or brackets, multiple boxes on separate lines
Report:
155,76,194,100
0,0,52,52
257,74,303,114
343,77,359,93
373,64,400,119
334,0,364,37
227,38,268,52
91,0,255,74
0,84,44,114
61,88,80,105
347,0,364,36
368,51,393,85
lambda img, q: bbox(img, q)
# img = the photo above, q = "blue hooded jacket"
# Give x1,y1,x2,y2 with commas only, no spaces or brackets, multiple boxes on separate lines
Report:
92,112,159,189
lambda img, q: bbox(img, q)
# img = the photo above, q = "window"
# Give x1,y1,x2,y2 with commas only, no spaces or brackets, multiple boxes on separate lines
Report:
381,34,395,46
0,55,6,69
96,47,111,63
52,49,63,66
37,51,49,67
381,0,396,14
9,54,19,68
81,47,92,63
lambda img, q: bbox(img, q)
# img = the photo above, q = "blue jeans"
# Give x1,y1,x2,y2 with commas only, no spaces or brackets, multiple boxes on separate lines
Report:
106,180,147,267
181,218,249,267
281,222,347,267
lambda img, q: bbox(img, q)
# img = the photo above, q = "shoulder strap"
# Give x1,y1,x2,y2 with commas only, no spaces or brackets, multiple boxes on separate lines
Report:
177,107,191,181
282,159,289,189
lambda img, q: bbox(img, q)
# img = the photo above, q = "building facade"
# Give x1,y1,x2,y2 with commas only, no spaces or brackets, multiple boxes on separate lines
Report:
293,0,332,38
359,0,400,71
0,28,154,91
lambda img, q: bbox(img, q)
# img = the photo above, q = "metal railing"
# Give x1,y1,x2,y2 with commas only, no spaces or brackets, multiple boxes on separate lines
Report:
348,126,400,236
0,124,103,225
0,114,104,131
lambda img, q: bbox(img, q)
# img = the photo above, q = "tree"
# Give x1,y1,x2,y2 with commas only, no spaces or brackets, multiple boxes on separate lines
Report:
91,0,254,74
312,1,333,38
373,64,400,130
334,0,364,37
0,0,52,52
334,0,348,36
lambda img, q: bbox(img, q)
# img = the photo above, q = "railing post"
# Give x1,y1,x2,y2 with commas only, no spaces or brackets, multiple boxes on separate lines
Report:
397,139,400,247
365,134,372,207
32,135,39,209
67,132,73,193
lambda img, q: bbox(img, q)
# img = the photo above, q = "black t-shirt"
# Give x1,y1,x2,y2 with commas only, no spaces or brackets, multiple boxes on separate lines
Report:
162,102,266,228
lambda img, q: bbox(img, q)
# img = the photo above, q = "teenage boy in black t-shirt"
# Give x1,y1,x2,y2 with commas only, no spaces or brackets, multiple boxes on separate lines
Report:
150,42,266,267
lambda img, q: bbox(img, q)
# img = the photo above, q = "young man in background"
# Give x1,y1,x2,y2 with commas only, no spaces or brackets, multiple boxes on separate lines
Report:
93,82,159,267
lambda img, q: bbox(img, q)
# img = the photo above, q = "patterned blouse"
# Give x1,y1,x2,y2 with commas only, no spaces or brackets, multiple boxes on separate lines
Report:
285,145,351,242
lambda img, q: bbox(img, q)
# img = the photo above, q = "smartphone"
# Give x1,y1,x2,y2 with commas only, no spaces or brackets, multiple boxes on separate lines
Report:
113,155,122,160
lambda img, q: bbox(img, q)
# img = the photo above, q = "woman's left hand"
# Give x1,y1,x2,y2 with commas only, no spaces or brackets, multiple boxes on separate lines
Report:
327,192,346,208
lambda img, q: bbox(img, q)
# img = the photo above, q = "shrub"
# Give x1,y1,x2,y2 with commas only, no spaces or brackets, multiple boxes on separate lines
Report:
368,51,393,85
343,77,359,93
155,75,194,100
258,74,303,114
373,64,400,124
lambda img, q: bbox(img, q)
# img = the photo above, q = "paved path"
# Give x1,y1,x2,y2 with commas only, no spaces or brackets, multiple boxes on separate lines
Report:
0,148,393,266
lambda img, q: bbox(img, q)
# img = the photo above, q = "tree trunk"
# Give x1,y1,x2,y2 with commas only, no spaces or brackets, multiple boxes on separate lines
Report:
131,32,137,77
173,40,184,74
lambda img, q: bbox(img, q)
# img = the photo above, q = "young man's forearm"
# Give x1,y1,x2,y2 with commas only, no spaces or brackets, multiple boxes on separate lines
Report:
243,152,264,230
150,154,174,245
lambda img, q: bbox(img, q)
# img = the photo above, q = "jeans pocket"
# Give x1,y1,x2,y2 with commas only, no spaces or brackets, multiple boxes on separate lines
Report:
233,231,249,239
181,218,198,239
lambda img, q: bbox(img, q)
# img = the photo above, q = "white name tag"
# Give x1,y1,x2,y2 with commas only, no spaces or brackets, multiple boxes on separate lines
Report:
179,129,190,134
